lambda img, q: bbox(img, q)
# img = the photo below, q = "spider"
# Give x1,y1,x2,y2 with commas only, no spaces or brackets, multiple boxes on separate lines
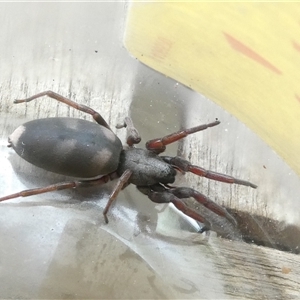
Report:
0,91,257,232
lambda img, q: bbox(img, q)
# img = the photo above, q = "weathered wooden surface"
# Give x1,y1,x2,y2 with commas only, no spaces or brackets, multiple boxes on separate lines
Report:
206,235,300,299
157,205,300,299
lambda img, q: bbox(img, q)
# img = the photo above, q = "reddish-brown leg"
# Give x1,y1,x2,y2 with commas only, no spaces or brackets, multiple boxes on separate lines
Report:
0,173,117,202
146,120,220,153
168,187,237,226
0,171,132,223
0,175,113,202
102,169,132,223
163,156,257,188
14,90,111,130
137,185,213,232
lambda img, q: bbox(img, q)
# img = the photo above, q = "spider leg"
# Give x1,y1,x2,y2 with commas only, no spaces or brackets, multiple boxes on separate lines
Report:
145,120,220,153
162,156,257,188
14,90,111,130
102,169,132,223
0,174,113,202
137,185,212,232
116,117,141,147
0,170,132,224
168,187,237,226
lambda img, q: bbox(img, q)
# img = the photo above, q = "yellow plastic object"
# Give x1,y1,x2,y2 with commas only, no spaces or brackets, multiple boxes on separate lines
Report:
125,3,300,176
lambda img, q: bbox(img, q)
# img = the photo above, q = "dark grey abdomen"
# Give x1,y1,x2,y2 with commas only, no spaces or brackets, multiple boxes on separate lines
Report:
9,118,122,178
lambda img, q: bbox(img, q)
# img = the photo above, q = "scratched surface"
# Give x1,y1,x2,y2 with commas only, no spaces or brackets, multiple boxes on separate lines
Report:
125,2,300,177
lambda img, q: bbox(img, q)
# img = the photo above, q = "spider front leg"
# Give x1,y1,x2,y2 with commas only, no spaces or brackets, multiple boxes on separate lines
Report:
146,120,220,153
163,156,257,188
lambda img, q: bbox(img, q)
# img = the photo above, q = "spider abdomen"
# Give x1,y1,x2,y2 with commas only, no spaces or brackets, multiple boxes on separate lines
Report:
9,117,123,178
